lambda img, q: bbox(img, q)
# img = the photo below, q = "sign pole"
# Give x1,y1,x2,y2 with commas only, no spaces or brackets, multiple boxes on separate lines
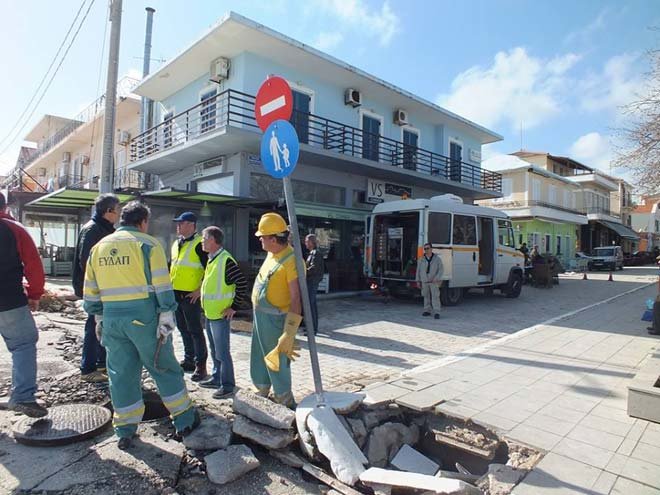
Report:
282,176,325,401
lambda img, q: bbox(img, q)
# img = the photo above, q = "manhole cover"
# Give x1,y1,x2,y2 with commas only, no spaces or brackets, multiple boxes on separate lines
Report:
12,404,112,446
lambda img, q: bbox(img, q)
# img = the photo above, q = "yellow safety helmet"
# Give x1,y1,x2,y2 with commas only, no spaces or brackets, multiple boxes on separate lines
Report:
255,212,288,236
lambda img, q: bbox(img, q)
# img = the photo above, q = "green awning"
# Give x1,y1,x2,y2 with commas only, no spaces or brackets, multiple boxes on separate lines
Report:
598,220,639,240
295,202,370,222
143,188,261,204
24,188,135,209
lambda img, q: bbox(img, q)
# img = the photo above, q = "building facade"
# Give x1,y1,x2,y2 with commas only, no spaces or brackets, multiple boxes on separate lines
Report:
126,12,504,291
631,194,660,252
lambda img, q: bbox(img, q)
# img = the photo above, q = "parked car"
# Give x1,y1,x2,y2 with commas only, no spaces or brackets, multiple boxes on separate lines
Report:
591,246,624,271
625,251,656,266
574,251,593,271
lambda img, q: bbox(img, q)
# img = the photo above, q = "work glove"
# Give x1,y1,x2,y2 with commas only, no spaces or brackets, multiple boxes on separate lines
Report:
157,311,176,339
95,315,103,343
264,313,302,372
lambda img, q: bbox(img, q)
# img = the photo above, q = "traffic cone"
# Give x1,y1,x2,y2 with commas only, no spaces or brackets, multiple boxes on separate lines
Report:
582,271,588,280
608,272,613,282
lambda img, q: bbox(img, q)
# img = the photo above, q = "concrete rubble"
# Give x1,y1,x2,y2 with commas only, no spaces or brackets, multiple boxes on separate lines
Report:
360,467,482,495
391,444,440,476
205,444,260,485
233,389,295,429
364,421,420,467
182,413,233,450
476,463,525,495
233,414,296,450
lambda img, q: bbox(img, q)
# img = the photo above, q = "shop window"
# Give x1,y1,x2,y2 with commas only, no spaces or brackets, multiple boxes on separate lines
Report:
250,174,345,206
428,212,450,244
453,215,476,245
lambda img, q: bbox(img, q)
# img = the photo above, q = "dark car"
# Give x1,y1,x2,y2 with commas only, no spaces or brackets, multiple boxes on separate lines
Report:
626,251,656,266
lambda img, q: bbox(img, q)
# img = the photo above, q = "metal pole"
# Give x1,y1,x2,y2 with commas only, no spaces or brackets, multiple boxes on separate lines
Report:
282,177,325,400
140,7,155,133
100,0,123,193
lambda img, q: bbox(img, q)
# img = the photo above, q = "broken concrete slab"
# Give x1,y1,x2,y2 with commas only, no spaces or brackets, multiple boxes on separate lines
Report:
364,422,420,468
182,413,232,451
346,417,368,449
364,383,410,407
360,467,482,495
390,444,439,476
476,463,525,495
307,406,367,485
205,444,260,485
359,405,404,430
232,389,295,430
390,377,434,392
233,414,296,450
395,384,449,411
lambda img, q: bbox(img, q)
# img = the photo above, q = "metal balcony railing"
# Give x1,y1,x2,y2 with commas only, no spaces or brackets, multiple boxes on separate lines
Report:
494,199,584,216
581,206,620,218
129,89,502,193
114,166,156,192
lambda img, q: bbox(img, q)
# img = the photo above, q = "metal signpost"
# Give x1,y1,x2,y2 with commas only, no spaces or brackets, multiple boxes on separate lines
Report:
256,76,325,401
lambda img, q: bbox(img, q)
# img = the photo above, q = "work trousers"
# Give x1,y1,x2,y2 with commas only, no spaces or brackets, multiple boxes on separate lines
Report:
174,291,207,365
205,318,235,391
306,280,319,334
421,282,442,315
0,305,38,404
80,313,106,374
102,301,196,438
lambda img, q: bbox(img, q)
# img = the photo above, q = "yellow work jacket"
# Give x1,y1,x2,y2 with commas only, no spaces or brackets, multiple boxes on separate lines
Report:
201,249,236,319
170,234,204,292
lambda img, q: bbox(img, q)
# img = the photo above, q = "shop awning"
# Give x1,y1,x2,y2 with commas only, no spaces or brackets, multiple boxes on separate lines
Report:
296,202,370,222
24,188,135,209
143,188,263,205
598,220,639,240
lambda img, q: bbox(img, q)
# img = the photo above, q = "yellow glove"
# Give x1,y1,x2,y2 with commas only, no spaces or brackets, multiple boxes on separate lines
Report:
264,313,302,372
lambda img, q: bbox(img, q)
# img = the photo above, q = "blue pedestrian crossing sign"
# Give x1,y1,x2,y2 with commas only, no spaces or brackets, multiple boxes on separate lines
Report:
260,119,300,179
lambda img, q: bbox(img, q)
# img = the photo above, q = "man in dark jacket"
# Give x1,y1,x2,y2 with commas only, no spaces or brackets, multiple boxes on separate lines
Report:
304,234,324,335
72,193,119,382
0,192,47,417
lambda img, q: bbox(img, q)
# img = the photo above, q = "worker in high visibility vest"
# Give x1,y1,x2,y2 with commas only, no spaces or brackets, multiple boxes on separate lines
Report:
170,211,208,382
199,226,248,399
250,212,302,408
84,201,200,450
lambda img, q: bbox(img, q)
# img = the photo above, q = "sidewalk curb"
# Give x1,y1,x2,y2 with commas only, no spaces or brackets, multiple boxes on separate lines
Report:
405,281,657,377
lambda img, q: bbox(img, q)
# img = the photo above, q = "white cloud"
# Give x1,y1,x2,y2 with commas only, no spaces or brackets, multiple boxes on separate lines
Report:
569,132,613,171
313,0,400,46
313,31,344,51
580,53,644,113
564,8,608,45
437,47,580,132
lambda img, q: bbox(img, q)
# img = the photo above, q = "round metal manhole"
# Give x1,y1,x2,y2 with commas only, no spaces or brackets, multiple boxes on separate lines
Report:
12,404,112,446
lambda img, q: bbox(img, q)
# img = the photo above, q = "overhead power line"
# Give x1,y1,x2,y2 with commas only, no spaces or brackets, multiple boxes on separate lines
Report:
0,0,97,157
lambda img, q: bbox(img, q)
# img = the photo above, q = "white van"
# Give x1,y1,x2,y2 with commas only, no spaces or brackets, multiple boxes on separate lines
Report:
591,246,624,271
365,194,525,304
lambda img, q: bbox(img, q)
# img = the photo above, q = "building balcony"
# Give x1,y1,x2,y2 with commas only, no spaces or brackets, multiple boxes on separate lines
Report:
580,206,621,222
128,89,502,198
489,199,588,225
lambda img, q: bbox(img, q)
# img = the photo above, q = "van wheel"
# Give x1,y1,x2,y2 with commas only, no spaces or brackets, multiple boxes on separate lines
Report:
504,273,523,298
441,286,464,306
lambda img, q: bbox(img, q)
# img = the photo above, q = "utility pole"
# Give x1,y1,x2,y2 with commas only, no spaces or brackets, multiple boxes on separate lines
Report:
140,7,155,133
100,0,123,193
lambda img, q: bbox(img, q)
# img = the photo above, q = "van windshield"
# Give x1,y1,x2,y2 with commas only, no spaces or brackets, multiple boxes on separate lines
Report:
594,248,614,256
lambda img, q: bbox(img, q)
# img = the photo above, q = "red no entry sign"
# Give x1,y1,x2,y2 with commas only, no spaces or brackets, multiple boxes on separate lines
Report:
255,76,293,131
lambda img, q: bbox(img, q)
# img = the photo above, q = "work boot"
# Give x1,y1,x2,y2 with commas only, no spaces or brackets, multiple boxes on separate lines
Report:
191,363,208,382
199,377,221,389
117,434,137,450
179,360,195,372
8,401,48,418
434,314,440,320
180,410,201,437
81,370,108,383
212,388,234,399
422,312,431,317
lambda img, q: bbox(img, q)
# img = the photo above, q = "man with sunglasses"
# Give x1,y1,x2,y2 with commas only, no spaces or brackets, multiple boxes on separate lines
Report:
416,243,443,319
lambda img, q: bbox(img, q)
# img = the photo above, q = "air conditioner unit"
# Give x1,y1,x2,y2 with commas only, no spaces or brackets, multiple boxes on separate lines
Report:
344,88,362,107
393,109,408,126
62,152,71,162
117,130,131,145
210,57,230,82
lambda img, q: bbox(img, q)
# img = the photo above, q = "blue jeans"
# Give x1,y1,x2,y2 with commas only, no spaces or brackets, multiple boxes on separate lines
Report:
205,318,235,391
80,313,107,374
307,280,319,333
0,305,38,403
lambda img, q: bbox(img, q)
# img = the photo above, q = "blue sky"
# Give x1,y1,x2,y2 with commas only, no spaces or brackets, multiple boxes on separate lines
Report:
0,0,658,177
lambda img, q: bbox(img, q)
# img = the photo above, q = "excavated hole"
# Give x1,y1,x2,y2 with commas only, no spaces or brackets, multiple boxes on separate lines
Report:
142,390,170,421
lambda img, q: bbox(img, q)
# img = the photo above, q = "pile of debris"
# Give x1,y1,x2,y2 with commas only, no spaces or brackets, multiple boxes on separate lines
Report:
34,370,110,408
39,288,85,319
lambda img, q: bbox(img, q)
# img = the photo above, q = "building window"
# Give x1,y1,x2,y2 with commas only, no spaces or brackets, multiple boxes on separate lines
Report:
428,212,450,244
549,185,557,205
291,90,311,145
532,179,541,201
163,111,174,149
556,235,562,255
496,178,512,202
362,114,381,161
200,88,217,133
449,141,463,182
402,128,419,170
544,234,551,253
250,174,345,206
452,215,476,245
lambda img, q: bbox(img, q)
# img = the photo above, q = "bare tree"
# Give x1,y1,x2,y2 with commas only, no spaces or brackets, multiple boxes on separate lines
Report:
615,49,660,193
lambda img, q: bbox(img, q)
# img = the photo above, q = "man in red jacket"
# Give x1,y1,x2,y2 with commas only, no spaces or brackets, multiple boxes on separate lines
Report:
0,192,47,417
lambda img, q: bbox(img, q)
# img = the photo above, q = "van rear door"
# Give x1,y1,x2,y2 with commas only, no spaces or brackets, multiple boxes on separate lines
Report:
451,214,478,287
372,211,421,280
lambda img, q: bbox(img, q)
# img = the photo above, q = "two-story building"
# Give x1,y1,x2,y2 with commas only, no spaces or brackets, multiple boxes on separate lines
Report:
631,194,660,252
126,12,503,291
478,154,586,266
511,151,638,254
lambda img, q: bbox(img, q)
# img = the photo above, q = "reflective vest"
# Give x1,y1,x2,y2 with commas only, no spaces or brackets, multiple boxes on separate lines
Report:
85,228,173,303
170,234,204,292
201,249,236,319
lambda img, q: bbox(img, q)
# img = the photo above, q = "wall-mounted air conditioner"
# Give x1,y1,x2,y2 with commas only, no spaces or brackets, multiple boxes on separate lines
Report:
210,57,230,83
117,130,131,145
393,109,408,126
345,88,362,107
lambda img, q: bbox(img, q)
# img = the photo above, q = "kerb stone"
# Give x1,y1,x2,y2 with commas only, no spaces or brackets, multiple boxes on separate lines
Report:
205,444,260,485
233,414,295,450
232,389,295,430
